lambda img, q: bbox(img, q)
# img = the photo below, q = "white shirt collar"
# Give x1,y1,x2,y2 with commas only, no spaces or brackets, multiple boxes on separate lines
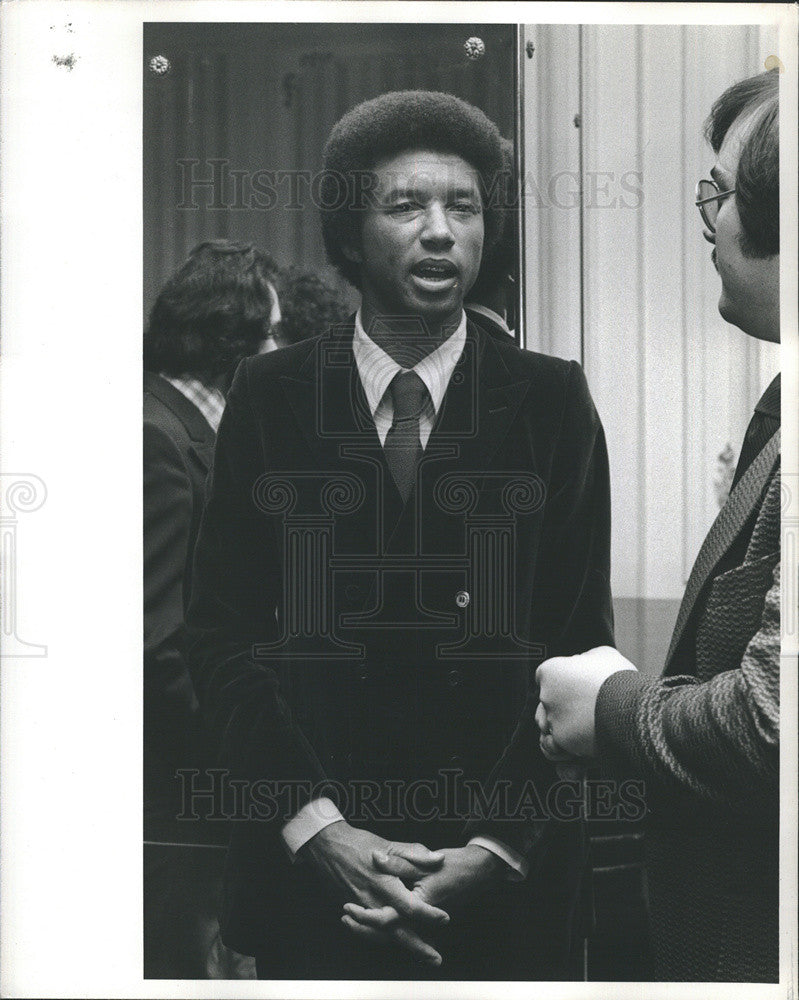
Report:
352,309,467,421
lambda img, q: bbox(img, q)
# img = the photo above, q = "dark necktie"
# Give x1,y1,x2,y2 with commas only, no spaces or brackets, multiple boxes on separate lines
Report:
730,410,778,492
730,375,780,491
384,370,428,502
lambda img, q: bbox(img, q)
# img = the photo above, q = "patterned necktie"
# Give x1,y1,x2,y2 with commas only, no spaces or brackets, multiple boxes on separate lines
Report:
384,370,428,502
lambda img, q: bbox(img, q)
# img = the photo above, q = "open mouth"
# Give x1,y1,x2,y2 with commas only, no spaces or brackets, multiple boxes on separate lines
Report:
411,259,458,284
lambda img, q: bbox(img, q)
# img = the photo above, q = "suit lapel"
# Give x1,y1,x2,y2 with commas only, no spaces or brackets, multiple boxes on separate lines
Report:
430,320,531,478
279,323,398,569
144,373,217,475
279,320,534,561
144,372,216,446
377,321,532,554
279,322,384,460
664,428,780,671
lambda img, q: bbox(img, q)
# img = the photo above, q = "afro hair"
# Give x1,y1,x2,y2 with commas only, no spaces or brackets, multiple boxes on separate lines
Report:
320,90,506,288
467,137,517,303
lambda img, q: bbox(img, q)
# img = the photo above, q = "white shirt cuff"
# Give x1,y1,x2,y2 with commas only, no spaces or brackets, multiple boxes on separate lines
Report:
281,798,345,861
468,835,529,881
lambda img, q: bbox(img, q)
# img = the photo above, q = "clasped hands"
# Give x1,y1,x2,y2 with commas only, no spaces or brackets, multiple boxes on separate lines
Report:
535,645,637,762
302,647,634,966
301,820,499,966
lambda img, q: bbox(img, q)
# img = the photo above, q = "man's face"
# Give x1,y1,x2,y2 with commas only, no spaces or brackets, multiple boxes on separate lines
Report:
348,149,484,333
704,111,779,343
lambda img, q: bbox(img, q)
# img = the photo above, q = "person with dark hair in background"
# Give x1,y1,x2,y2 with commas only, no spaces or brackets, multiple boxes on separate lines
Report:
265,266,353,351
143,239,280,979
187,90,613,980
536,69,781,982
144,239,282,385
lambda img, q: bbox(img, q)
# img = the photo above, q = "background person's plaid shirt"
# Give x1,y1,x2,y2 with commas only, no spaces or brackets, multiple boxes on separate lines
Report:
162,375,226,433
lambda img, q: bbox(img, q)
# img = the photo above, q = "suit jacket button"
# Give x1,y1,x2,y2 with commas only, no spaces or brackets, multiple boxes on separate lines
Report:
455,590,470,608
359,666,368,681
448,669,461,687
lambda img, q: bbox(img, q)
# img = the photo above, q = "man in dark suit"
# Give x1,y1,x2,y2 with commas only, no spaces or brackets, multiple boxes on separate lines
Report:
187,91,614,979
536,70,781,982
144,239,281,978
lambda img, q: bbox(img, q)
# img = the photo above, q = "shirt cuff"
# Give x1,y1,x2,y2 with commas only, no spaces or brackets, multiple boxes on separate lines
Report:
281,798,345,861
468,835,529,881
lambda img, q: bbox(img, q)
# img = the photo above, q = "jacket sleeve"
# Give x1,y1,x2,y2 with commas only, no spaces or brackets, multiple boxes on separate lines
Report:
594,561,780,814
466,361,615,856
143,419,201,758
186,360,328,814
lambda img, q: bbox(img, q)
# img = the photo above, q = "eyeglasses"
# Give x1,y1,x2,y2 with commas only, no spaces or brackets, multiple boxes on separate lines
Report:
695,179,736,233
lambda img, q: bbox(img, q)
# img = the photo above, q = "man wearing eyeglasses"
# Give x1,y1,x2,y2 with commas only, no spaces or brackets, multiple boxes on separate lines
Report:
536,69,781,982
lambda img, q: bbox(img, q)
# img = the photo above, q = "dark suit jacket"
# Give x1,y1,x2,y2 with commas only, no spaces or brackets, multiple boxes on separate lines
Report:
596,409,781,982
187,319,614,977
144,371,225,846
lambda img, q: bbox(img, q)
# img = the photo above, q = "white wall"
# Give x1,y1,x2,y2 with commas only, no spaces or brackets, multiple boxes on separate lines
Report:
522,23,780,603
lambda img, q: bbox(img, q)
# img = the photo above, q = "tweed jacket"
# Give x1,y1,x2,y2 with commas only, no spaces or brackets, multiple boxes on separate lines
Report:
596,426,781,982
186,318,614,977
